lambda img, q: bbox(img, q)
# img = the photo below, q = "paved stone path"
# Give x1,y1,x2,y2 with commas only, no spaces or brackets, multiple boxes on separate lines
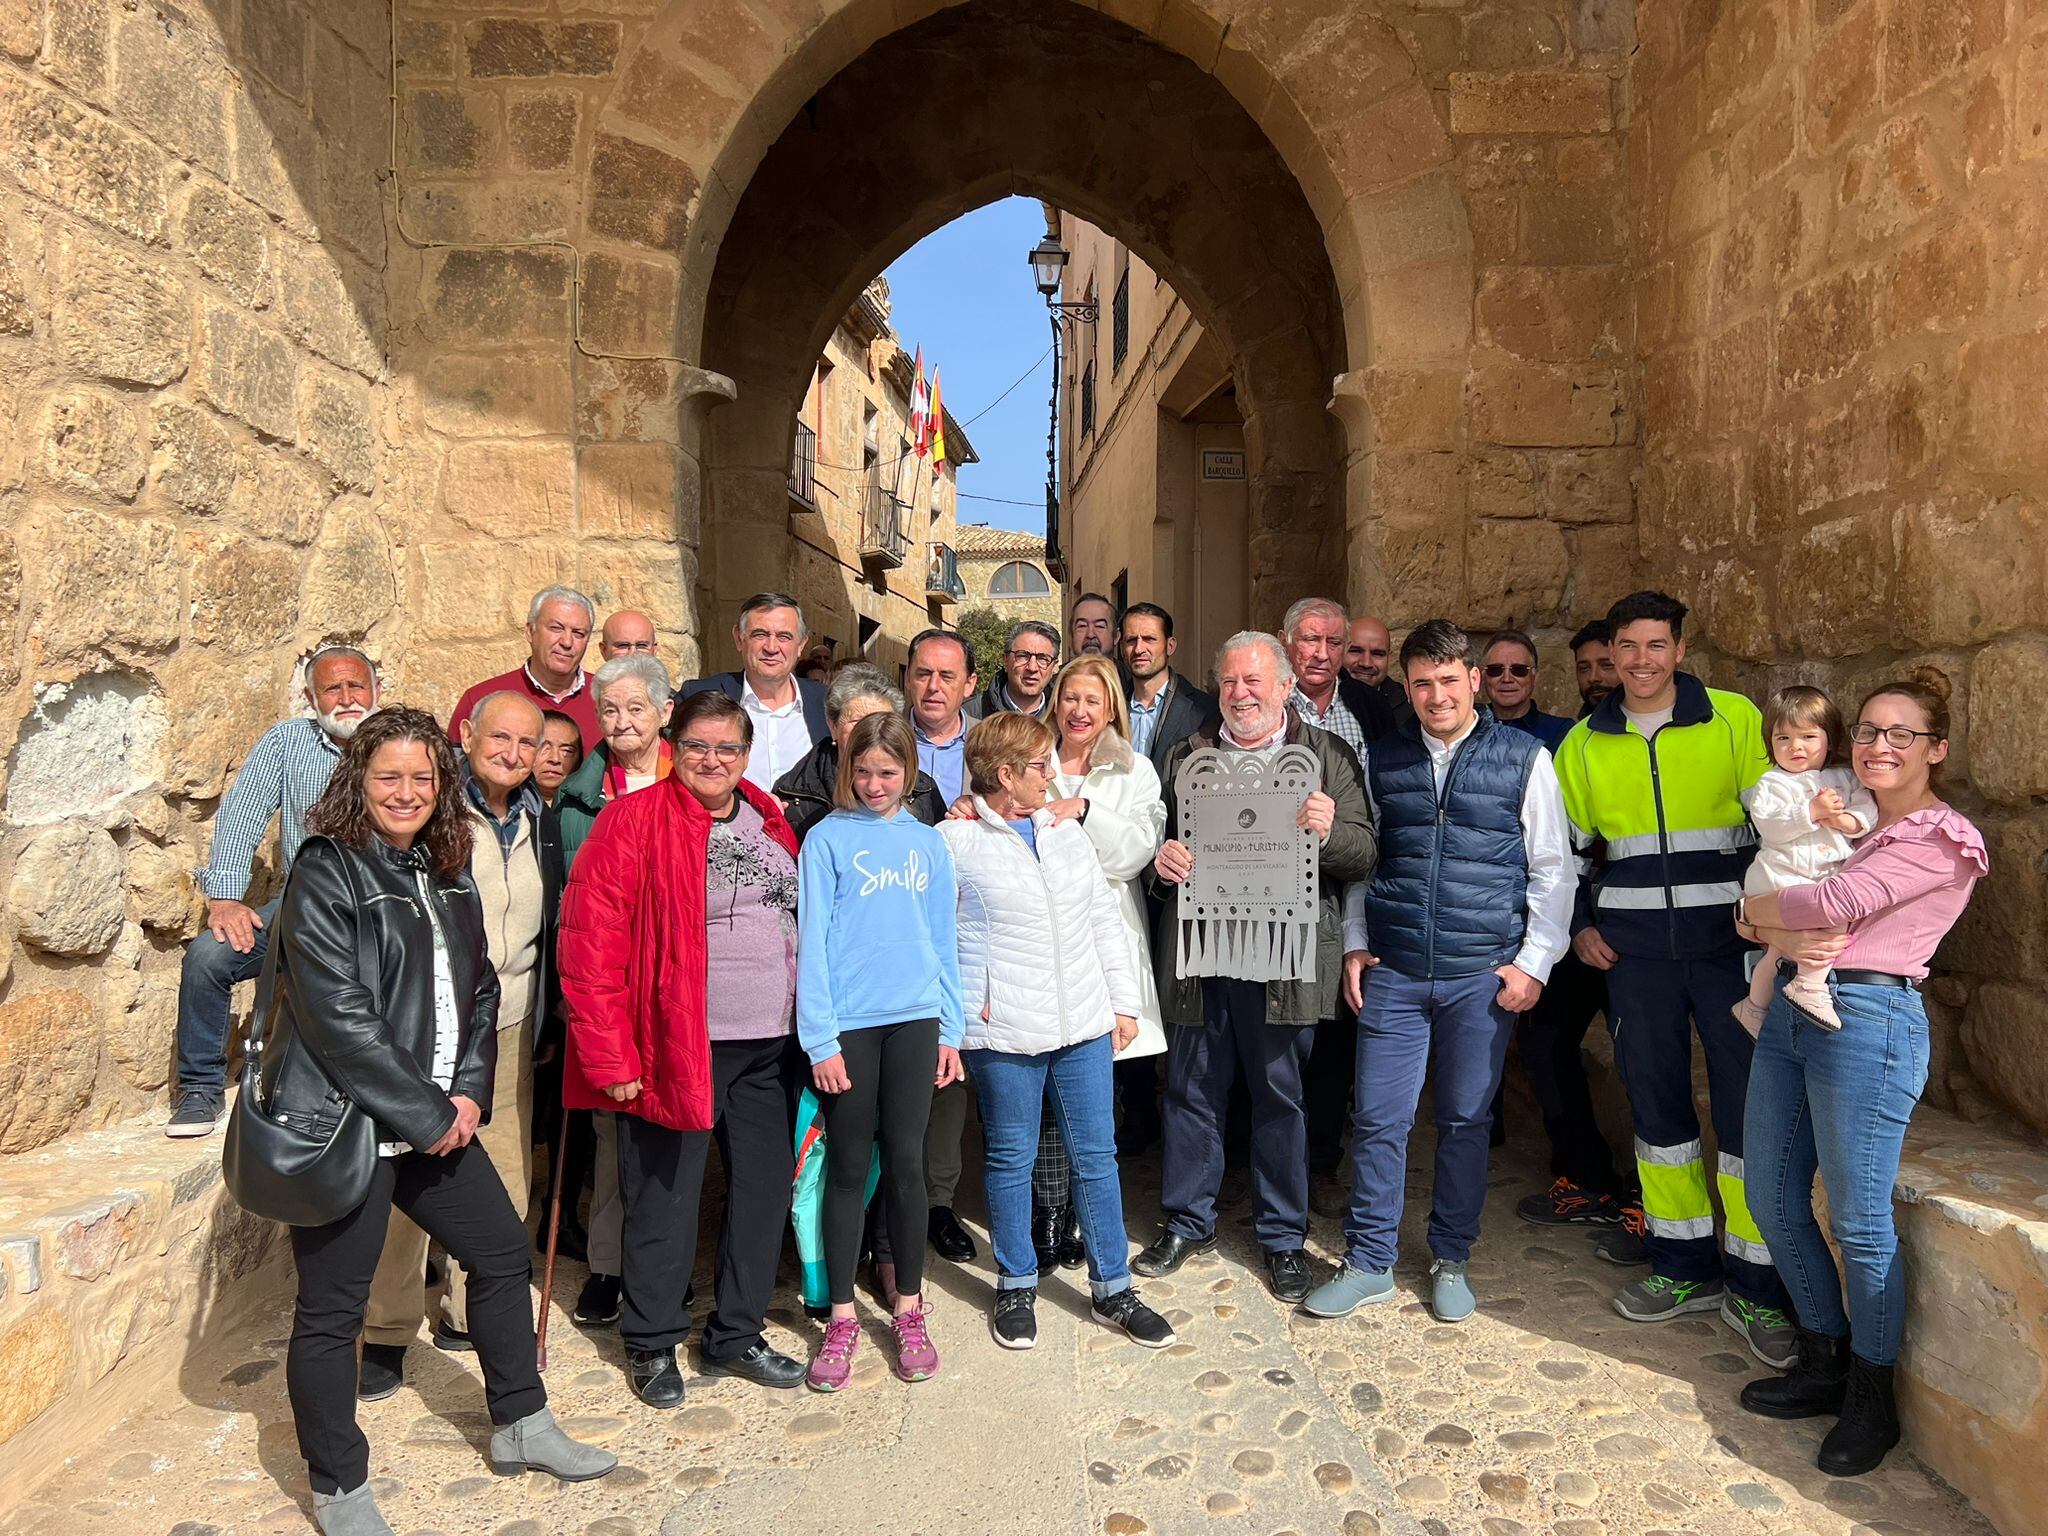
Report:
1,1140,1994,1536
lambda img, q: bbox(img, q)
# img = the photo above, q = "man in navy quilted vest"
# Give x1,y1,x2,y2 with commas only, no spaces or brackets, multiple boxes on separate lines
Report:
1303,620,1574,1324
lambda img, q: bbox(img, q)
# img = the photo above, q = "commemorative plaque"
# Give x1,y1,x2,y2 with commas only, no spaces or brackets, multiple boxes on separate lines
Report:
1172,744,1321,982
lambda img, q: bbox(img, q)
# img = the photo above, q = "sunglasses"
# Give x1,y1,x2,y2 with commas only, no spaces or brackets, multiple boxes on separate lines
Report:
1483,663,1532,679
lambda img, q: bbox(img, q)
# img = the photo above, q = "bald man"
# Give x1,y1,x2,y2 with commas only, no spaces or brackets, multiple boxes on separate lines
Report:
1345,615,1410,719
600,609,660,662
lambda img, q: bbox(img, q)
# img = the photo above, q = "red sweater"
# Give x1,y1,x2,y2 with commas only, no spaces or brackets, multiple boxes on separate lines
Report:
558,775,798,1130
450,666,600,751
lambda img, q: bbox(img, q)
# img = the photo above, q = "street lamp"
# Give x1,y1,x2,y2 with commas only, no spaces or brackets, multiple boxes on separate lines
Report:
1028,233,1093,578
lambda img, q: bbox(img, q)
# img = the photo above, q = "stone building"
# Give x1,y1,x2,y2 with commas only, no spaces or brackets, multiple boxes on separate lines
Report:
0,0,2045,1523
787,276,976,676
953,521,1063,638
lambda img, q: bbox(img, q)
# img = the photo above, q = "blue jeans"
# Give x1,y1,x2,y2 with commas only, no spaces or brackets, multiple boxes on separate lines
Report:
1745,980,1929,1365
175,897,279,1092
968,1032,1132,1299
1344,967,1515,1272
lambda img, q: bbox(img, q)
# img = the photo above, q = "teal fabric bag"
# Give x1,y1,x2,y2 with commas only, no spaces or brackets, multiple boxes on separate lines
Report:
790,1086,879,1309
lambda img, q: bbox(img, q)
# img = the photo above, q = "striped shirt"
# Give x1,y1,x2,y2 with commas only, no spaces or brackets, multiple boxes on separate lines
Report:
1289,683,1368,761
199,718,342,901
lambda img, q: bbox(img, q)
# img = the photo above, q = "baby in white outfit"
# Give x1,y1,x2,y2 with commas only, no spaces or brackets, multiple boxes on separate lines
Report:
1734,686,1876,1035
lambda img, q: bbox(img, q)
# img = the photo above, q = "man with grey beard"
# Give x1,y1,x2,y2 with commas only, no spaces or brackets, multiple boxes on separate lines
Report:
166,645,381,1138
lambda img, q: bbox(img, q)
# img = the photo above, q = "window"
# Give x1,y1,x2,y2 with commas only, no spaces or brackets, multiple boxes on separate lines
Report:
1080,361,1095,437
989,560,1051,596
1111,268,1129,371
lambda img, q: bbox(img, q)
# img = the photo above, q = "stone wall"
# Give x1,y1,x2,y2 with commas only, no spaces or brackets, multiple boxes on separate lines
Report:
1629,0,2048,1144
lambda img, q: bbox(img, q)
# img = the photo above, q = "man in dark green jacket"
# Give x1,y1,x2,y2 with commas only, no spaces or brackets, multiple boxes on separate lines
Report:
1133,632,1377,1303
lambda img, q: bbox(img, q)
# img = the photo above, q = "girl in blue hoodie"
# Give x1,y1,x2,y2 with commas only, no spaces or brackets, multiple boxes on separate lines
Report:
796,711,963,1390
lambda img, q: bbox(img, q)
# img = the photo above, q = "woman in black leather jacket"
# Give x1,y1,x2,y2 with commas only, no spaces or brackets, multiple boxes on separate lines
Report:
262,708,613,1536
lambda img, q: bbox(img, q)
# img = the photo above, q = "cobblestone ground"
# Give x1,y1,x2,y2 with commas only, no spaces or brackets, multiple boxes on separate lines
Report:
2,1138,1994,1536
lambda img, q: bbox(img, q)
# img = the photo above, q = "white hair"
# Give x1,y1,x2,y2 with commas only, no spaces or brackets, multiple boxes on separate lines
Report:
1215,630,1293,688
528,585,595,627
592,653,672,712
1280,596,1348,643
825,662,905,722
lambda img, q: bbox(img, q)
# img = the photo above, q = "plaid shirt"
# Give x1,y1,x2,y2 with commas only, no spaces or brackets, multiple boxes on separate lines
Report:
198,718,342,901
461,757,542,858
1289,683,1368,761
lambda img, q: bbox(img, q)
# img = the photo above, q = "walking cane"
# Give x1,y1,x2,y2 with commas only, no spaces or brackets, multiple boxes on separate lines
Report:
536,1097,570,1372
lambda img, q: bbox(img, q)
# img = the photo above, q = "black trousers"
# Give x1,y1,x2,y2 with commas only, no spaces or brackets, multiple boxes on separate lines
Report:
1518,951,1625,1194
289,1144,543,1495
617,1035,794,1357
1304,1011,1358,1176
822,1018,938,1306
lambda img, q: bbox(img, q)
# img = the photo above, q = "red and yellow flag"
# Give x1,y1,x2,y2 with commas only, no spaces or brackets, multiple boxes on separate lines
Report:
928,370,948,473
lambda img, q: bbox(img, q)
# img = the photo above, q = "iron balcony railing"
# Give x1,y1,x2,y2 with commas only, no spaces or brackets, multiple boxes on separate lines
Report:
859,479,909,567
788,420,818,510
925,542,964,602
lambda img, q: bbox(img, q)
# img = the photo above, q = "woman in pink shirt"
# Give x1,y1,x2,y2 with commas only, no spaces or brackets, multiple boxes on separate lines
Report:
1731,669,1986,1478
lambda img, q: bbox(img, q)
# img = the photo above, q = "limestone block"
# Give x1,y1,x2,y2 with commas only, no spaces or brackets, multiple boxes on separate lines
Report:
1562,523,1642,628
0,70,168,244
275,245,384,381
1776,510,1892,655
1448,71,1612,134
579,441,681,541
0,1308,68,1443
1774,267,1877,393
1468,449,1537,520
24,505,180,658
1882,220,1988,340
198,306,297,440
3,675,169,828
420,350,573,438
0,1234,43,1294
1539,448,1634,524
404,87,496,173
122,840,199,937
299,500,395,639
241,0,303,96
112,8,229,177
0,0,39,60
1969,635,2048,805
1804,2,1879,150
72,1266,176,1385
174,182,272,310
108,970,178,1089
158,653,282,800
398,183,575,245
398,18,454,77
505,90,580,172
1470,359,1623,447
149,400,238,515
1466,519,1567,628
575,357,680,446
418,248,571,345
296,367,378,490
52,224,188,386
614,44,741,162
1364,262,1470,364
581,543,697,636
11,821,125,956
1693,557,1775,661
1883,0,2004,107
1897,493,2047,649
186,530,301,653
414,542,560,642
39,388,143,501
0,989,97,1152
40,1191,149,1282
231,84,317,233
587,133,696,251
227,447,327,545
443,441,574,537
0,531,18,691
1958,326,2048,476
1962,983,2048,1139
465,19,621,77
0,220,32,335
1941,811,2048,981
1477,267,1628,364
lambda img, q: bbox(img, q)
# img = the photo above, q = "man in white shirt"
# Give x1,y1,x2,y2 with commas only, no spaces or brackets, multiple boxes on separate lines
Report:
680,592,829,792
1303,620,1572,1326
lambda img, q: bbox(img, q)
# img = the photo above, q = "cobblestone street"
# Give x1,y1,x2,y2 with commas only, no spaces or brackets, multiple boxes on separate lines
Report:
1,1139,1992,1536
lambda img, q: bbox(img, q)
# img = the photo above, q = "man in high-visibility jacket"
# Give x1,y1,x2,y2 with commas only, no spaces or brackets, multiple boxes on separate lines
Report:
1554,591,1794,1370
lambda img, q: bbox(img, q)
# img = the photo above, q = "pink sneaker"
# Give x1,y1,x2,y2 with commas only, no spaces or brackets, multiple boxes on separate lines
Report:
807,1316,860,1392
891,1305,940,1382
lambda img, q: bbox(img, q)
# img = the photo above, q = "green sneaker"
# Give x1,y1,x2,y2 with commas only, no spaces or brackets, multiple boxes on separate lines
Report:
1722,1294,1796,1369
1612,1273,1725,1322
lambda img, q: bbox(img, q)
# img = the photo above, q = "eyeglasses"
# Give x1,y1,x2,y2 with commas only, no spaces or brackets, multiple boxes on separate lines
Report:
676,738,746,763
1007,649,1056,668
1483,663,1532,679
1849,724,1939,749
1022,757,1053,775
609,639,660,654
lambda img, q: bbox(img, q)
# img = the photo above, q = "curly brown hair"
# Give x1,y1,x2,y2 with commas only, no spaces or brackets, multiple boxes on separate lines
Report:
304,706,473,879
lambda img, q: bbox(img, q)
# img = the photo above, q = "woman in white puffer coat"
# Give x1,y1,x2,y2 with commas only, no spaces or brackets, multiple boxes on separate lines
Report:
939,711,1175,1354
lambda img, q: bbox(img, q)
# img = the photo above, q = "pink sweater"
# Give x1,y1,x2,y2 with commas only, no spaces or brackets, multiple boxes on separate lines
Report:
1775,803,1987,980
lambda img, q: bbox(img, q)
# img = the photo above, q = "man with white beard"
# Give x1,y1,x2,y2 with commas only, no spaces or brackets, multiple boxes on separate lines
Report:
165,645,381,1137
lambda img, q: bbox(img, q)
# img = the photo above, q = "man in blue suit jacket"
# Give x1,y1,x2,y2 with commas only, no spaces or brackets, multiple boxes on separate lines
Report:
680,591,830,793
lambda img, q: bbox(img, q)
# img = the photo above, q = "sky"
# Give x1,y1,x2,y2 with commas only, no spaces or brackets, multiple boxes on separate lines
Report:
881,196,1054,536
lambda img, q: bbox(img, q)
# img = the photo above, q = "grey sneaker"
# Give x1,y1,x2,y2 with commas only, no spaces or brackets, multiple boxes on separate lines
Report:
167,1087,226,1138
1593,1203,1649,1266
1430,1259,1475,1322
1613,1273,1725,1322
1300,1264,1395,1318
488,1407,617,1482
1722,1294,1797,1369
312,1483,395,1536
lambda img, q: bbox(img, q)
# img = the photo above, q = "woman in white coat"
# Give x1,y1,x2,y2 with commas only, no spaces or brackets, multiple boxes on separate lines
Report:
939,712,1174,1353
1030,655,1167,1268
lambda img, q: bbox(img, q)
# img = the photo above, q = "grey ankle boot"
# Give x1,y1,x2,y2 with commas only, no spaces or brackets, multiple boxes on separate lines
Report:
488,1406,618,1482
312,1483,396,1536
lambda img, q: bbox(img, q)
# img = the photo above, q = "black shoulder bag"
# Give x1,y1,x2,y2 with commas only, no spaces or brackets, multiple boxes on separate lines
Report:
222,850,382,1227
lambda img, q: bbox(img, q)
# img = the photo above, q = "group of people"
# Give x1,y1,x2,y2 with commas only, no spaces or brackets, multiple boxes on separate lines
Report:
183,577,1982,1534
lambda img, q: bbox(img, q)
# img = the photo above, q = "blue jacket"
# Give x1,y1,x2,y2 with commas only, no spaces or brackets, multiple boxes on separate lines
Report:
1496,707,1574,755
680,671,830,746
1365,712,1542,980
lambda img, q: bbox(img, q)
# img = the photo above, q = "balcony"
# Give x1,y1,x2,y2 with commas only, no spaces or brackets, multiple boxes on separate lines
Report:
788,420,817,510
925,542,965,603
858,479,909,568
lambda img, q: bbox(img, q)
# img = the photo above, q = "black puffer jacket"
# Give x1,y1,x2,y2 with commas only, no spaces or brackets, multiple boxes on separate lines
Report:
257,834,500,1152
774,736,947,844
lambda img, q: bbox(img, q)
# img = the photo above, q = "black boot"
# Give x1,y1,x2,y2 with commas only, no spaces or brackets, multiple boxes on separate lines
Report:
1740,1328,1849,1419
1056,1205,1085,1270
1031,1205,1061,1277
1817,1355,1900,1476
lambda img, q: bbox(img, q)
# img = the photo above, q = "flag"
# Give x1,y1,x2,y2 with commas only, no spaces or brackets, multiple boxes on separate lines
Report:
928,370,948,473
907,348,930,460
